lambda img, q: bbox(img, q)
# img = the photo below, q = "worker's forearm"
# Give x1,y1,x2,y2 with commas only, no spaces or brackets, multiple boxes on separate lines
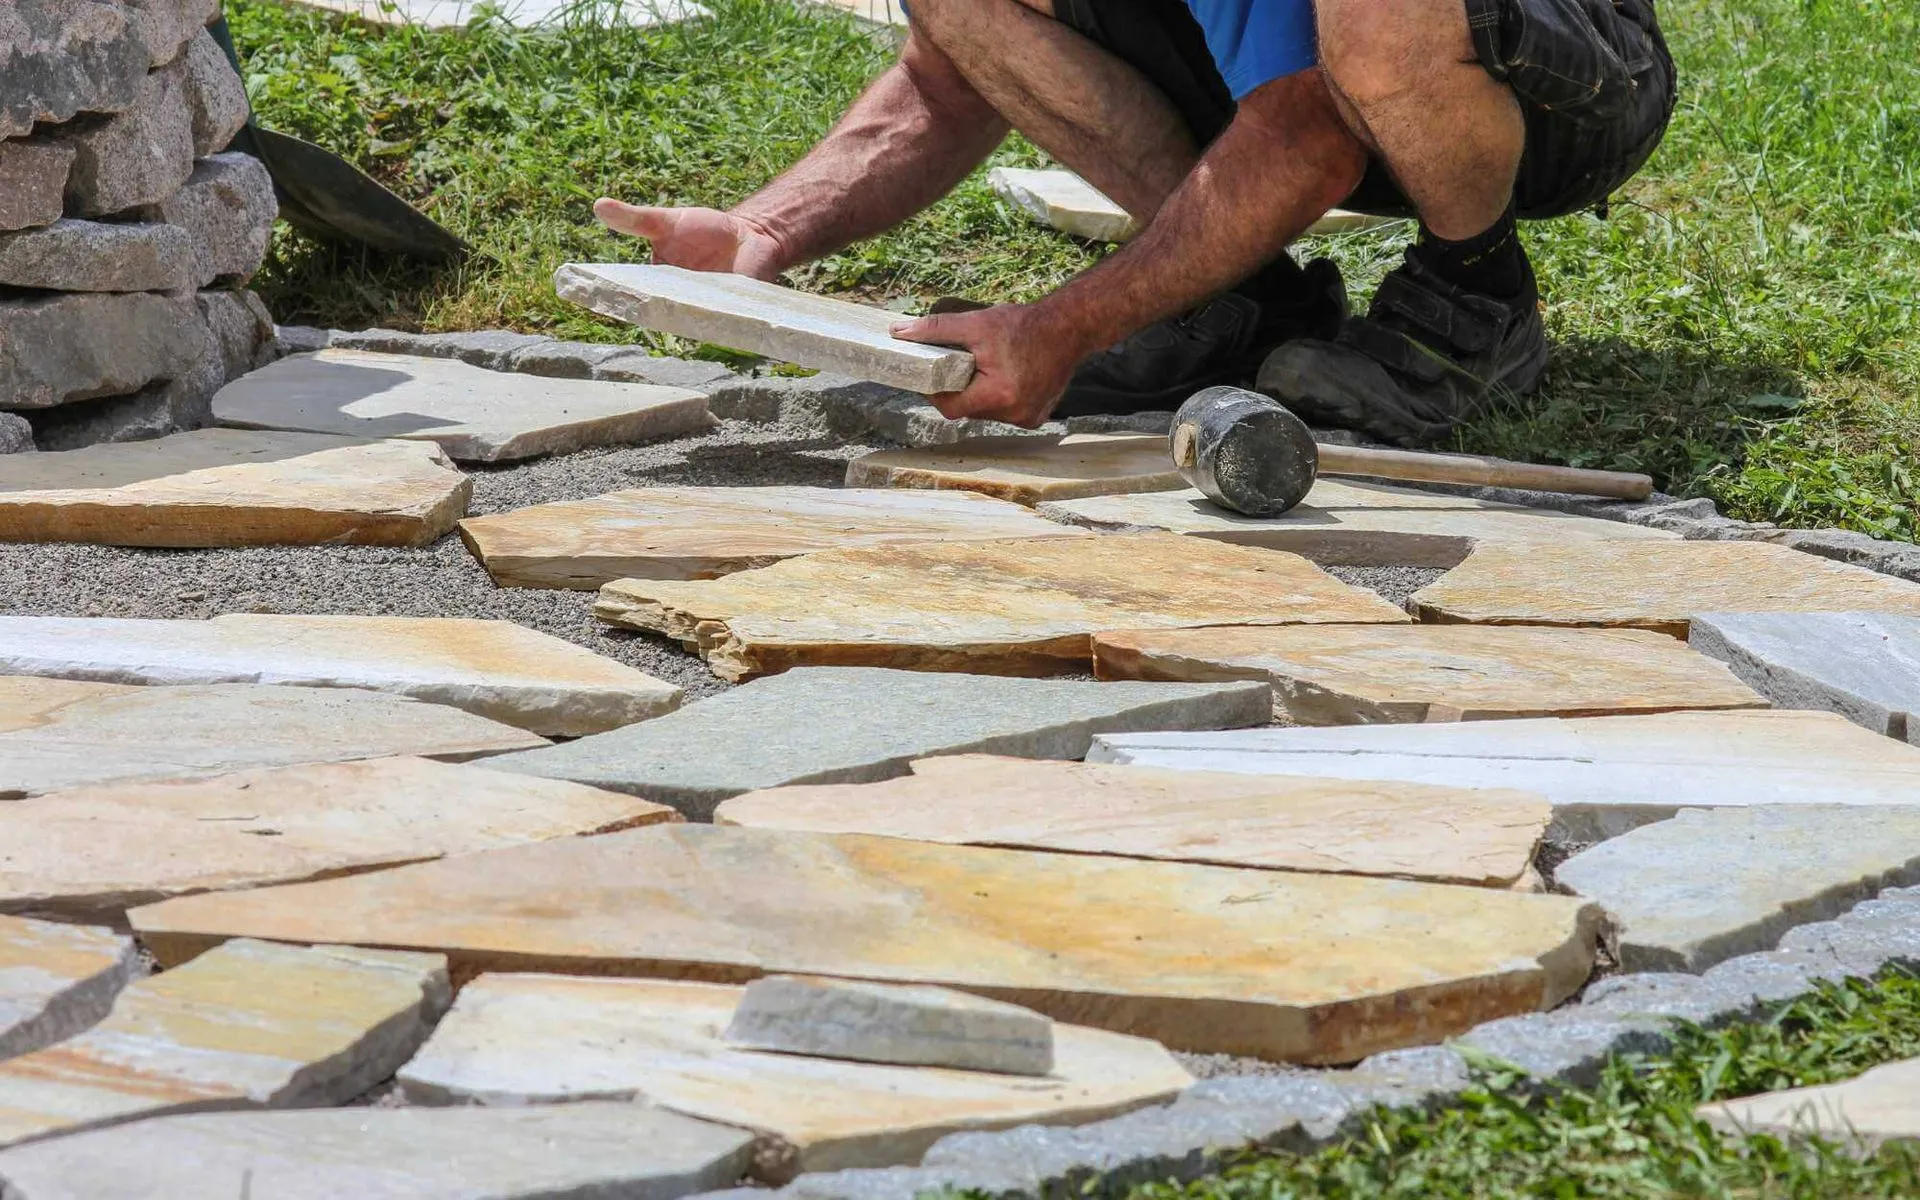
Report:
732,40,1009,271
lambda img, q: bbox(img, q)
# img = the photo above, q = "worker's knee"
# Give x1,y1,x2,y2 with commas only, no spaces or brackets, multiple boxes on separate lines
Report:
1316,0,1469,107
912,0,1054,43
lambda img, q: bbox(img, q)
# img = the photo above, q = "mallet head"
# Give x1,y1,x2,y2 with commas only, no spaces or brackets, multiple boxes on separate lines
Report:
1169,386,1319,517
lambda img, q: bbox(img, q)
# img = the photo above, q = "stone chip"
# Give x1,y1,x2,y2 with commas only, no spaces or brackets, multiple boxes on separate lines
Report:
725,975,1056,1076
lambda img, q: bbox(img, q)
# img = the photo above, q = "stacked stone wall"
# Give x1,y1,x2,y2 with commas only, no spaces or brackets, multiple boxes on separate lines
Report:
0,0,278,453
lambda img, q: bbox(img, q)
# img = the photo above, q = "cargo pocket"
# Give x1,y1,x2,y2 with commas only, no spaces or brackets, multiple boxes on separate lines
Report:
1475,0,1656,126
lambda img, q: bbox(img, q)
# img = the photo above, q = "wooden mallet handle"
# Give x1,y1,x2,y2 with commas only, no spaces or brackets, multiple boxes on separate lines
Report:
1315,443,1653,501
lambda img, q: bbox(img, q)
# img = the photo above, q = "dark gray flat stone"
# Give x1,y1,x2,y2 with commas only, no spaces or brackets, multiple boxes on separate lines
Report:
1690,612,1920,742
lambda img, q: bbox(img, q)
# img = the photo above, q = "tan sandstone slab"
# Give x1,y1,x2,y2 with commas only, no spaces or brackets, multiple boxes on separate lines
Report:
715,754,1549,887
0,677,545,799
398,974,1182,1179
131,823,1603,1064
1040,480,1677,568
1698,1056,1920,1155
0,428,469,548
594,533,1409,681
0,756,677,923
0,938,448,1148
1091,624,1768,723
459,485,1087,589
845,433,1184,506
1410,541,1920,636
0,917,138,1063
0,613,681,736
214,350,713,464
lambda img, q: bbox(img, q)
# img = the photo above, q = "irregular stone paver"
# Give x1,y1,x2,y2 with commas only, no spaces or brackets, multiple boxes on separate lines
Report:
0,917,137,1062
0,613,681,736
1689,612,1920,742
845,433,1184,505
0,939,448,1148
459,485,1086,589
557,263,973,393
1090,710,1920,841
1697,1056,1920,1155
214,349,713,464
0,756,676,922
1091,624,1766,723
1040,479,1676,567
0,678,545,799
1555,806,1920,972
986,167,1139,242
0,1102,754,1200
594,533,1408,681
724,975,1056,1076
292,0,707,26
715,754,1549,887
132,824,1602,1064
0,429,471,548
487,667,1269,818
399,975,1172,1180
1410,541,1920,636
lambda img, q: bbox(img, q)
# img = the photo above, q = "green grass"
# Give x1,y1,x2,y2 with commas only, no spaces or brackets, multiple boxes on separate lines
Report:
228,0,1919,536
1123,972,1920,1200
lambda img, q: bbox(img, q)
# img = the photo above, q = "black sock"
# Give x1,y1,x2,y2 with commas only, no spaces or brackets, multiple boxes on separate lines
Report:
1411,205,1530,300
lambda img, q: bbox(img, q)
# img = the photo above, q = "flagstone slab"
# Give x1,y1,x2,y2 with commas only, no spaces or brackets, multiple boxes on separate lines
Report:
715,754,1549,887
0,429,470,548
724,975,1056,1076
214,349,713,464
0,917,137,1063
1040,480,1676,568
845,433,1184,506
1689,612,1920,742
292,0,708,27
0,1102,754,1200
1089,710,1920,841
0,939,448,1148
487,667,1270,818
594,533,1408,681
1555,806,1920,973
1409,541,1920,636
557,263,973,393
131,823,1603,1064
459,485,1087,589
0,678,546,800
1697,1055,1920,1155
1090,624,1766,723
986,168,1139,242
0,756,676,923
0,613,680,736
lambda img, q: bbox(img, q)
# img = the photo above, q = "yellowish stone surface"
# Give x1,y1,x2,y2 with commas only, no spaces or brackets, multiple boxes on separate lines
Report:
0,757,677,922
844,434,1185,506
0,916,136,1062
131,824,1602,1063
1698,1056,1920,1155
459,486,1086,589
715,754,1549,887
594,533,1409,681
0,429,470,548
1091,625,1767,723
398,974,1188,1179
1411,541,1920,636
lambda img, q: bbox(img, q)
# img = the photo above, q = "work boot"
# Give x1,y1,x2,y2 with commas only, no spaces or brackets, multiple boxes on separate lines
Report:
1256,249,1548,447
1054,256,1347,417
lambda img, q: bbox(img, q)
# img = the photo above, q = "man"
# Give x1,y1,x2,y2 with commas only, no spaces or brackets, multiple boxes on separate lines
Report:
597,0,1674,446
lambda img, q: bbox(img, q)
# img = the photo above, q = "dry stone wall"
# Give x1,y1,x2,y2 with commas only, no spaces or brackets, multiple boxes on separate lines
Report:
0,0,277,452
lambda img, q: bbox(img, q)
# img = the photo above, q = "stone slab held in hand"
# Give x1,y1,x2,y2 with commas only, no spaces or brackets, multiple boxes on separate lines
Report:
1697,1055,1920,1156
215,349,713,464
0,1103,755,1200
1091,624,1766,723
0,916,138,1063
1090,709,1920,842
460,485,1086,589
725,975,1056,1077
0,938,448,1148
846,433,1185,505
487,666,1269,818
0,429,471,548
130,823,1603,1064
594,533,1407,681
1689,611,1920,742
0,218,195,293
557,262,975,393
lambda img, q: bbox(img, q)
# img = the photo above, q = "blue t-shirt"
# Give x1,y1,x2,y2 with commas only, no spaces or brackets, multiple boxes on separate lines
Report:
1184,0,1318,100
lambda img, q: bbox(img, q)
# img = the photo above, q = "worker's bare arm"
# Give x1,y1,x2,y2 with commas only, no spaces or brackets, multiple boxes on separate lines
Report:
596,32,1008,278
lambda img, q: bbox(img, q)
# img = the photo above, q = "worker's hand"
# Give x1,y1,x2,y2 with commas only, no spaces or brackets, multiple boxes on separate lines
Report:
889,304,1079,429
593,200,788,280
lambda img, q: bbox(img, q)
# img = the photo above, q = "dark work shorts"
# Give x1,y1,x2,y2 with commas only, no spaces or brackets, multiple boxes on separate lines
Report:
1052,0,1676,221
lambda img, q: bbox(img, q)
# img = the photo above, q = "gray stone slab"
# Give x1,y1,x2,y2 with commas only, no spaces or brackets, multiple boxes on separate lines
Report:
0,292,206,409
0,1102,756,1200
726,976,1055,1076
58,56,195,216
144,153,276,286
181,27,248,157
1690,612,1920,742
0,219,195,293
0,141,75,234
486,667,1269,818
0,417,31,455
556,263,975,394
0,0,147,140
